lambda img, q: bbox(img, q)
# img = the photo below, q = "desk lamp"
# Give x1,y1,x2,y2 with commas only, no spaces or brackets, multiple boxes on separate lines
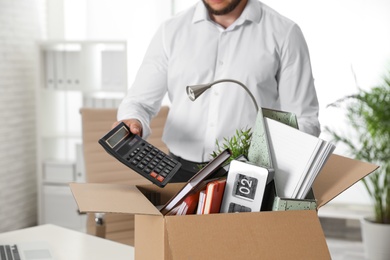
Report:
186,79,273,169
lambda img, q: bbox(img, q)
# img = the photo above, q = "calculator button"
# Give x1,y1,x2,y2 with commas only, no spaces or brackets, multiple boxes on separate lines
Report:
156,175,165,182
131,160,138,165
163,159,176,167
150,171,158,178
141,160,149,165
143,168,151,174
151,161,158,167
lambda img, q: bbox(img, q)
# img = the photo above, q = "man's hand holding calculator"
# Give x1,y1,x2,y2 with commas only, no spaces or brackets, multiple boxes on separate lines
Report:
112,119,143,137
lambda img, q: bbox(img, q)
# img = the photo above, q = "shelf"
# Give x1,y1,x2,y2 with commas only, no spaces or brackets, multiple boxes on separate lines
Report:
36,40,128,228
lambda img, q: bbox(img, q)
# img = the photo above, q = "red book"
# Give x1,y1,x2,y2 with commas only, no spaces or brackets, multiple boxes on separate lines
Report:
203,179,227,214
176,191,200,215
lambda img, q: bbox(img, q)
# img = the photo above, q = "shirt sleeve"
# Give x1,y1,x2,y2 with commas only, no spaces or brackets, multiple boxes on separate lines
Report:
277,24,321,137
117,24,168,138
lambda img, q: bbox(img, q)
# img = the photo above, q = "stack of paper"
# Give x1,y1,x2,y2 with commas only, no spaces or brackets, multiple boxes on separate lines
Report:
264,118,335,199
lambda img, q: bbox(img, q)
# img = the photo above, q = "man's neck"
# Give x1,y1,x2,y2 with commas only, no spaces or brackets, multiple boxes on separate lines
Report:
210,0,248,29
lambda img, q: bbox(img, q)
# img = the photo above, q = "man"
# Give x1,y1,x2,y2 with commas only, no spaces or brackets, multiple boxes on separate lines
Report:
115,0,320,182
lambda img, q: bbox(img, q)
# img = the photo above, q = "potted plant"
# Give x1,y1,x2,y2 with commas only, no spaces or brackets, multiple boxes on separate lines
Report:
210,127,252,163
325,71,390,260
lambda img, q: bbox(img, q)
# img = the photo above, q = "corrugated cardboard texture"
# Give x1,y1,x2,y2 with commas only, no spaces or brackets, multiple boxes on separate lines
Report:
313,154,379,208
137,183,185,205
163,210,330,260
135,215,166,260
69,183,161,215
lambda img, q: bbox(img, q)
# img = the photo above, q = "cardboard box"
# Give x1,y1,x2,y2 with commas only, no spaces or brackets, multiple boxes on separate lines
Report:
70,154,378,259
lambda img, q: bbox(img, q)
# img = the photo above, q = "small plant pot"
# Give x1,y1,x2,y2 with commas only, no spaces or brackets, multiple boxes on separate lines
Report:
361,217,390,260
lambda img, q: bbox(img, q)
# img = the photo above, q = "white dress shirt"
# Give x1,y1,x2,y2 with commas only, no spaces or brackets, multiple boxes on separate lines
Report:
118,0,320,162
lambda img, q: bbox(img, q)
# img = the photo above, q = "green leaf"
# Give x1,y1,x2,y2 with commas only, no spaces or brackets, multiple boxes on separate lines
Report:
325,70,390,224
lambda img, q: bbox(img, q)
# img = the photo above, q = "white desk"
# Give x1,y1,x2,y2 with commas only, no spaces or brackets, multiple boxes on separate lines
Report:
0,224,134,260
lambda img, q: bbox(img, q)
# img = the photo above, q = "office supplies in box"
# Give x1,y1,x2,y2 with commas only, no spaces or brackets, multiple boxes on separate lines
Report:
70,153,378,259
220,159,274,213
260,179,318,211
272,185,317,211
273,196,317,211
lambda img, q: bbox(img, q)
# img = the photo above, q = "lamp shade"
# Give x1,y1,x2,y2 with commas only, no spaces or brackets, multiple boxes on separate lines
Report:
186,84,212,101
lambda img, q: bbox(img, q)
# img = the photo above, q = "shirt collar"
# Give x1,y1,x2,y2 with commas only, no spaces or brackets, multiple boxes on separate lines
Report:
192,0,262,25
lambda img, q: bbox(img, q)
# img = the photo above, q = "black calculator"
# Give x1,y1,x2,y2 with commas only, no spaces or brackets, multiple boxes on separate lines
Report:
98,122,182,187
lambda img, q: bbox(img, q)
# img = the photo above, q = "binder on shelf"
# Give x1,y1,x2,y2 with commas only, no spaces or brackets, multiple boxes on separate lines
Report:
64,50,81,89
54,51,65,89
45,50,56,89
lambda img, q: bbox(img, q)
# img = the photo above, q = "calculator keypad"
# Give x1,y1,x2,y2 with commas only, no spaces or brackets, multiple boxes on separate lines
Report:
126,143,179,184
99,122,182,187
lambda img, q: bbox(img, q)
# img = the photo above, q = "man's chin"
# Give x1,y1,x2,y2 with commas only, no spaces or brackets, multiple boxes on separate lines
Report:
203,0,242,16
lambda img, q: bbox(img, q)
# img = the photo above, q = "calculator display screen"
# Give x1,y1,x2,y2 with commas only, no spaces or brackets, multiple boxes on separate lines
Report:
106,126,129,148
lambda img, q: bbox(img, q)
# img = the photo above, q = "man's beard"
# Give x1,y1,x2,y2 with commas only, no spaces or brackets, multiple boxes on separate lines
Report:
202,0,242,16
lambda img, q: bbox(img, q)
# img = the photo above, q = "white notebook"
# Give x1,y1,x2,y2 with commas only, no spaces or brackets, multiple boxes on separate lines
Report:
264,117,335,199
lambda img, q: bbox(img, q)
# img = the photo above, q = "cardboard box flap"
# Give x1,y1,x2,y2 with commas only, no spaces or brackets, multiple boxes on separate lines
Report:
69,183,161,216
163,210,330,259
313,154,379,209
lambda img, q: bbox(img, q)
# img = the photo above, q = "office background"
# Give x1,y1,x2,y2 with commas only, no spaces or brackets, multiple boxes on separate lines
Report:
0,0,389,232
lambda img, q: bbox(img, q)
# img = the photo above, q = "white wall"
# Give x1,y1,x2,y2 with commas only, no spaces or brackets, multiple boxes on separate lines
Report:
0,0,46,232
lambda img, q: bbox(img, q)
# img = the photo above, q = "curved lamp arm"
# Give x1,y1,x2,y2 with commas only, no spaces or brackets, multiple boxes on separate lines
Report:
186,79,259,111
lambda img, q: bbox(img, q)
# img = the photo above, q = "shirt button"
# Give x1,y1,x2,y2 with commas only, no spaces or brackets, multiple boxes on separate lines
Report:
219,60,224,66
